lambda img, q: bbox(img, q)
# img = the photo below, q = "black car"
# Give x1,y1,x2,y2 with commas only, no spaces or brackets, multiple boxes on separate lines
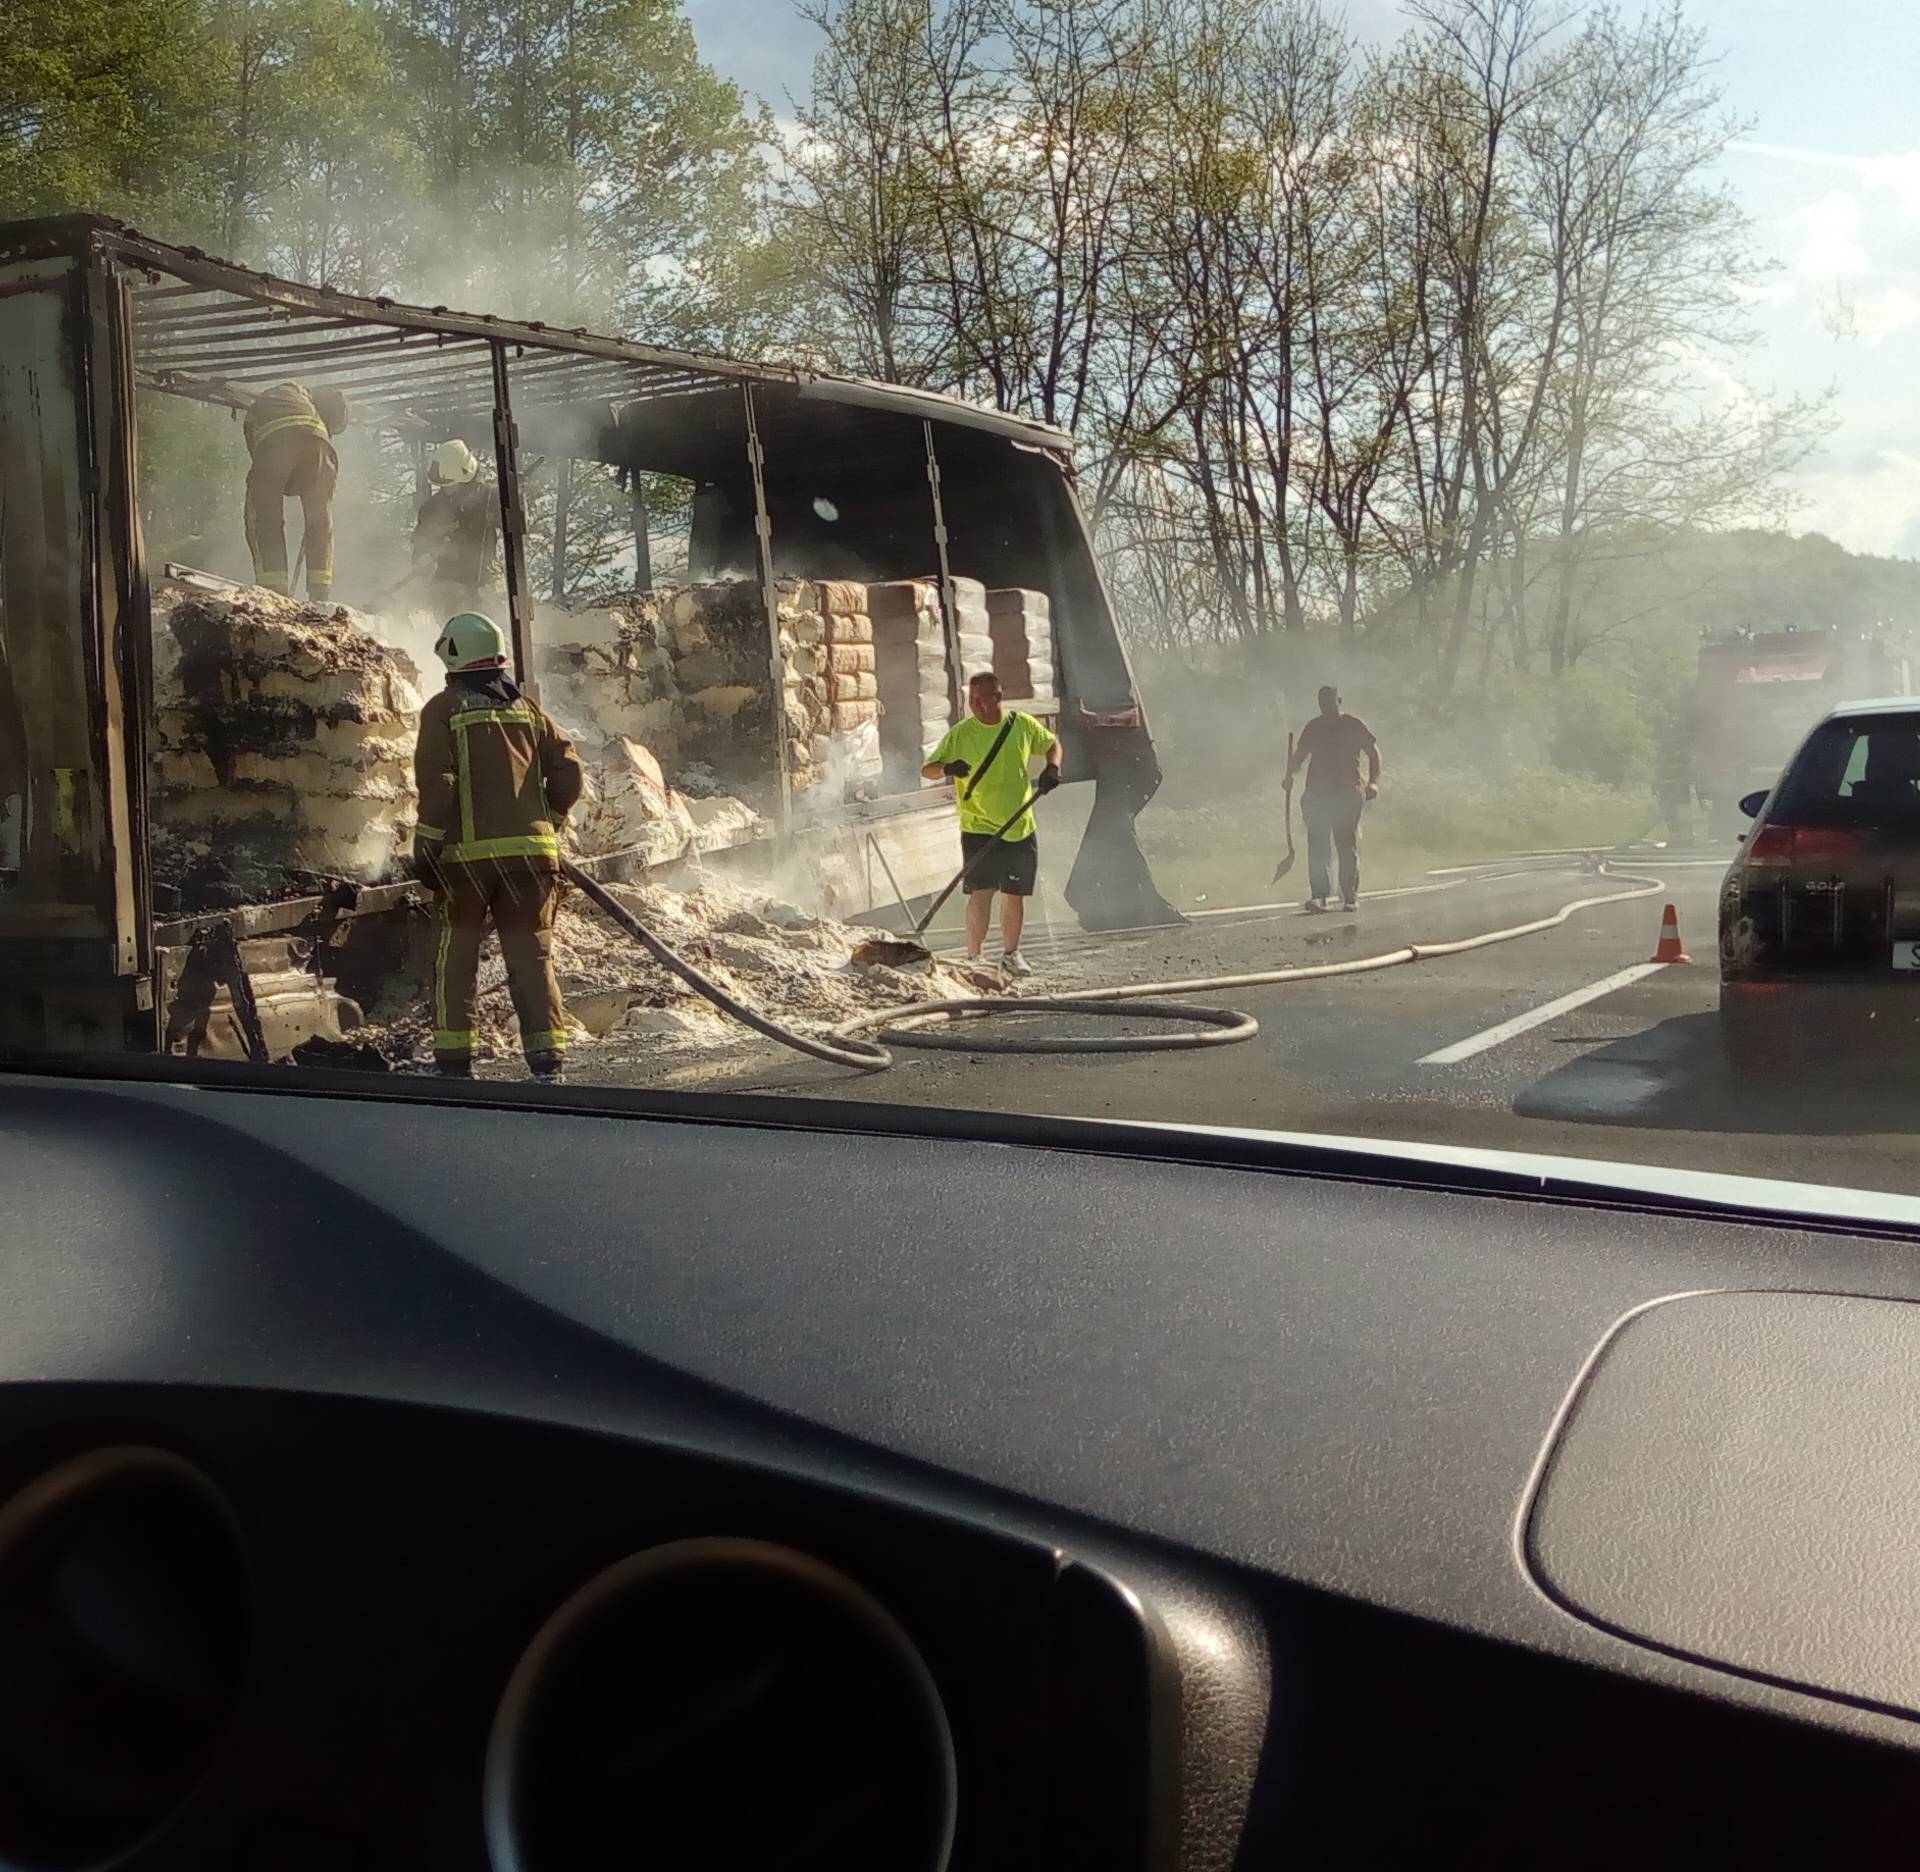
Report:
1720,700,1920,1066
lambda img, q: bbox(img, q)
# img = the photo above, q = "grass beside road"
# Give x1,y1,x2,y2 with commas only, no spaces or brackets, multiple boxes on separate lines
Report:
1134,760,1655,907
1120,642,1673,907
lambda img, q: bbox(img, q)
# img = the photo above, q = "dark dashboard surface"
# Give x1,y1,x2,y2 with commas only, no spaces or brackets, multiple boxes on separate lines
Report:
4,1067,1920,1867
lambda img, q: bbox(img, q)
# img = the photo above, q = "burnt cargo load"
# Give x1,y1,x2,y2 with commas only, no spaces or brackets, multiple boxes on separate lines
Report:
150,584,424,910
0,211,1178,1062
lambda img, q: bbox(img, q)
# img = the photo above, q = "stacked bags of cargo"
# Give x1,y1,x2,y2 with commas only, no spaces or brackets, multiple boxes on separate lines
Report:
868,579,952,783
812,579,882,786
778,579,882,792
774,580,826,791
985,589,1056,703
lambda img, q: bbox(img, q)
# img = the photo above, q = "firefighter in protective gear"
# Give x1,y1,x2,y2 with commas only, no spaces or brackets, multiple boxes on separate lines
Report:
412,612,585,1080
243,383,347,602
410,438,498,614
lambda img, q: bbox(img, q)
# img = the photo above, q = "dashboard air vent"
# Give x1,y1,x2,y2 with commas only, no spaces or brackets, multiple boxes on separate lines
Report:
0,1447,248,1870
485,1536,956,1872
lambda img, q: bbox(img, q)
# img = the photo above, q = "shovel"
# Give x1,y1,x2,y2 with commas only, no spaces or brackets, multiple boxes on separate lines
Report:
369,564,426,610
1271,732,1298,884
849,785,1046,969
161,562,246,594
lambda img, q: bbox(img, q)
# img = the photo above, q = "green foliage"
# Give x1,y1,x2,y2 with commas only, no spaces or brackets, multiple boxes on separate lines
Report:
137,391,251,569
0,0,228,230
1546,668,1656,789
0,0,785,344
1124,513,1920,896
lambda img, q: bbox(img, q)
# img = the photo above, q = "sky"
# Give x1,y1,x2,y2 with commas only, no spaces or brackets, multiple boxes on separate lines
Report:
685,0,1920,559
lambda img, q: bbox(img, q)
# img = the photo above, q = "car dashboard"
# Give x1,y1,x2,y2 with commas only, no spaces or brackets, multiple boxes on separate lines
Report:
3,1065,1920,1869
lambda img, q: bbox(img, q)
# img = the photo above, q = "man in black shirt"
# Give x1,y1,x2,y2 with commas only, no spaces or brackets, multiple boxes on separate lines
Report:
1287,685,1381,913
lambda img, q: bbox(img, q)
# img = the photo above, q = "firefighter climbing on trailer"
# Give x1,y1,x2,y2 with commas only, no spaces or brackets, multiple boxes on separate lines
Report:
242,381,348,601
412,613,585,1082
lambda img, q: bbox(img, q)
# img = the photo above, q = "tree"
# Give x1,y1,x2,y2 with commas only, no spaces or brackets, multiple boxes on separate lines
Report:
1301,59,1434,641
783,0,958,384
1517,2,1818,671
1400,0,1567,695
0,0,228,234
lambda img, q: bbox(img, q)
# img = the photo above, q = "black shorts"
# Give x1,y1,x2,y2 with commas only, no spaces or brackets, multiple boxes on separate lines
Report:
961,831,1039,896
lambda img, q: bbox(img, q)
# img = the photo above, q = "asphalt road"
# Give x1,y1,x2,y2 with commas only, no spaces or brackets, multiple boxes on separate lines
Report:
644,852,1920,1199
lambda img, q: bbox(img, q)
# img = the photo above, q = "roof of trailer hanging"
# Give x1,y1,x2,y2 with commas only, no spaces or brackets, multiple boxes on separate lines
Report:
13,215,1072,455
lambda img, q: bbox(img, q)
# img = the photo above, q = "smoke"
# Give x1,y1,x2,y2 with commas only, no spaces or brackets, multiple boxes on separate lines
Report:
363,604,448,685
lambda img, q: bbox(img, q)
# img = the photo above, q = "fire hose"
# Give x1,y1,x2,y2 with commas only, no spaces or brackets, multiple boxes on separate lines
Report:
834,869,1667,1054
566,854,1667,1075
563,860,894,1072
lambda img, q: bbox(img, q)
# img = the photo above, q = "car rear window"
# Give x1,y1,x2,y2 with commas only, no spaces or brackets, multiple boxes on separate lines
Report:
1771,719,1920,825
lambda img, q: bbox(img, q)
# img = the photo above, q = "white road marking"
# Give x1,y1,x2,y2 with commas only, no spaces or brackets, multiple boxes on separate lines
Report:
1418,962,1668,1065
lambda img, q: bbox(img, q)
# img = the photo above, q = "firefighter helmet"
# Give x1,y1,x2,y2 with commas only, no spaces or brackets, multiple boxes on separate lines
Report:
431,438,479,486
436,611,508,672
311,387,350,434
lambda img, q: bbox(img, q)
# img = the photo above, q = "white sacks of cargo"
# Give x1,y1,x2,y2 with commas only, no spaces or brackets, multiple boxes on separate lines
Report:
986,588,1057,700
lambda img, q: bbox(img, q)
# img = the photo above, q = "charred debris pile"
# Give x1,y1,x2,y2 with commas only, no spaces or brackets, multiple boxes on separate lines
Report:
346,872,1006,1073
143,571,1050,1069
150,579,424,912
150,571,1062,915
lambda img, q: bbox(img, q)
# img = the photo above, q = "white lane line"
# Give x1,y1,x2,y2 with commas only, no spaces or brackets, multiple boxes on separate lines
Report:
1419,963,1667,1065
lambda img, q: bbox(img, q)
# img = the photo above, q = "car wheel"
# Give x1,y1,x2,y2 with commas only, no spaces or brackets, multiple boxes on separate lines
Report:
1718,991,1783,1073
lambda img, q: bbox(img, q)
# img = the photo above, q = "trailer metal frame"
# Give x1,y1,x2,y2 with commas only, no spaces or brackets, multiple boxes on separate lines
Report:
0,212,1171,1058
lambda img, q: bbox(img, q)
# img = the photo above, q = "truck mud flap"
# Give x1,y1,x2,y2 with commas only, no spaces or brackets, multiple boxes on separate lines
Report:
1065,731,1184,932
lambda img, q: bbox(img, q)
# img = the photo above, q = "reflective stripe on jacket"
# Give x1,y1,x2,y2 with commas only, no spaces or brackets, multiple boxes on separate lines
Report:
413,677,584,867
244,383,330,456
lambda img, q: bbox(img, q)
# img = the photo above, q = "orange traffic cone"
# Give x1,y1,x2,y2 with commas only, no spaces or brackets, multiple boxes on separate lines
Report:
1649,902,1691,964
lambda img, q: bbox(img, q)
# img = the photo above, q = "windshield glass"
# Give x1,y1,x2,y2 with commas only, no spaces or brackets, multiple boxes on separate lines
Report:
1772,721,1920,826
3,0,1917,1202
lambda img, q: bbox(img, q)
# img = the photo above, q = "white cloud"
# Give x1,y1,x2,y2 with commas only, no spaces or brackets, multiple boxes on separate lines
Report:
1791,450,1920,557
1743,142,1920,218
1786,188,1870,282
1726,140,1920,528
1853,284,1920,343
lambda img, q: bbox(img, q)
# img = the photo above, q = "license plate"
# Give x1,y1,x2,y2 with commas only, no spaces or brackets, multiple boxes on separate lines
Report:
1894,942,1920,971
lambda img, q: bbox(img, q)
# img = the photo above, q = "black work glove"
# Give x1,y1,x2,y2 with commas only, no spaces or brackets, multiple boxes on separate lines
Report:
942,760,971,779
1036,766,1062,794
412,843,447,894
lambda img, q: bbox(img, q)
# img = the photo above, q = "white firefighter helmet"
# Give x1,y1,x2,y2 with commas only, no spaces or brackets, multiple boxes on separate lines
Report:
431,438,479,485
435,611,508,672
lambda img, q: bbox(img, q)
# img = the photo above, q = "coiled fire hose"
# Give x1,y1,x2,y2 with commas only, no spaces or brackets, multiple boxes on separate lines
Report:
840,867,1666,1052
834,868,1667,1054
566,857,1666,1075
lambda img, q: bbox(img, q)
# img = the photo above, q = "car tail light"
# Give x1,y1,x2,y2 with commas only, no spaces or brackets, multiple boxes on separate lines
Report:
1746,824,1864,864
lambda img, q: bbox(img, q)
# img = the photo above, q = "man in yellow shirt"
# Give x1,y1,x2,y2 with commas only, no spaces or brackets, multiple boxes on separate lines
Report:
923,671,1061,974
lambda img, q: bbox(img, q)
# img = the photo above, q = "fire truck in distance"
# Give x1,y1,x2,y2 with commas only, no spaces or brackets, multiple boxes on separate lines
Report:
1691,624,1913,837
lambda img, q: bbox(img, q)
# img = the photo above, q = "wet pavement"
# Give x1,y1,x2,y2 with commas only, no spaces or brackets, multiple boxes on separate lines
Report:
587,850,1920,1200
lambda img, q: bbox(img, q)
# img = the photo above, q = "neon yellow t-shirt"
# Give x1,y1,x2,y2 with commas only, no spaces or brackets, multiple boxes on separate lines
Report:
929,710,1058,839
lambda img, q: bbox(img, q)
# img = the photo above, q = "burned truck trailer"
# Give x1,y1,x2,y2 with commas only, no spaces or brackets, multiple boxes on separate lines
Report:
0,212,1174,1057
